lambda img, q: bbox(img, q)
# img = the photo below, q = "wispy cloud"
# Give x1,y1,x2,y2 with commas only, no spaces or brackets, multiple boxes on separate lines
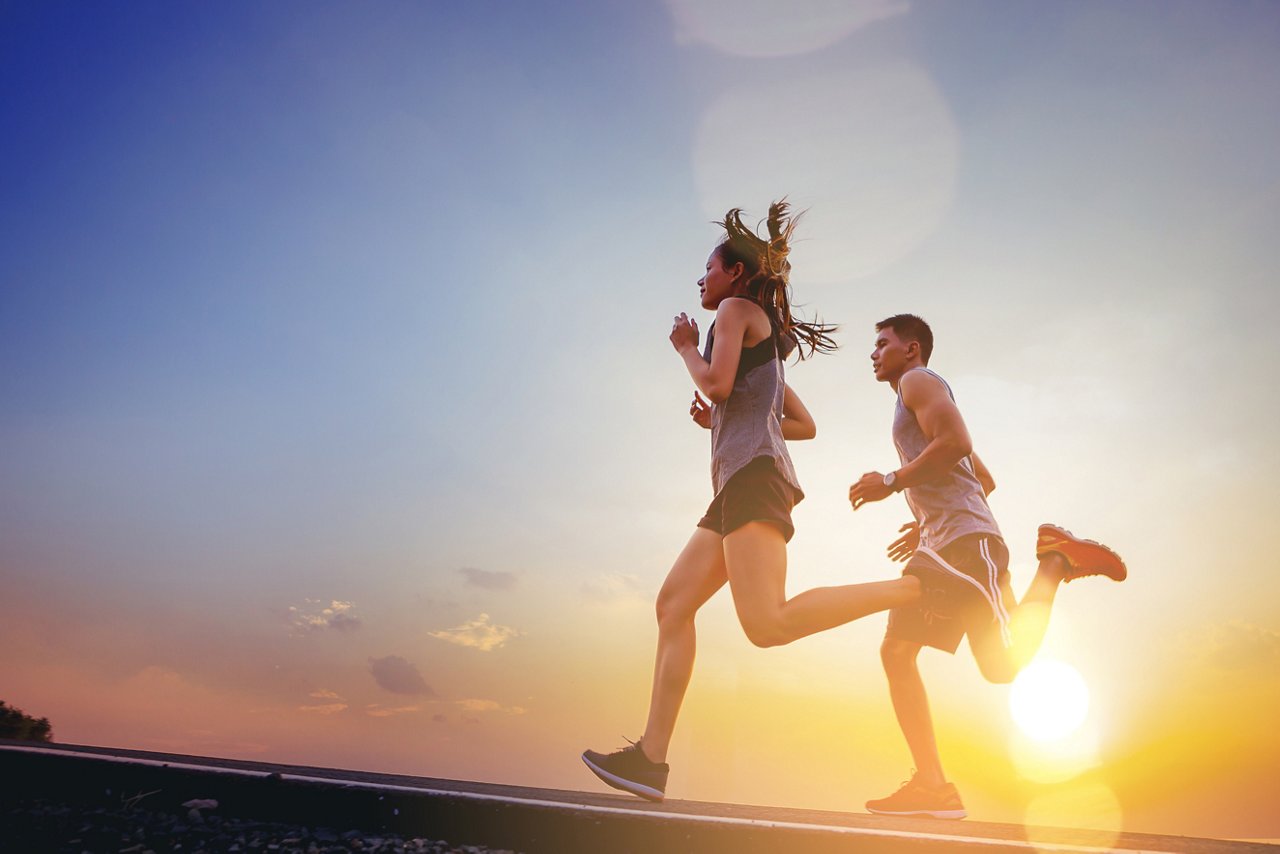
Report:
299,689,348,715
1201,621,1280,670
457,698,527,715
289,600,362,633
428,613,519,652
581,573,646,604
459,567,517,591
368,655,434,696
365,704,423,718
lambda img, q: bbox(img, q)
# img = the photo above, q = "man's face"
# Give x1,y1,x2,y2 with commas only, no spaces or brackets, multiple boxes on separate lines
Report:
871,326,915,383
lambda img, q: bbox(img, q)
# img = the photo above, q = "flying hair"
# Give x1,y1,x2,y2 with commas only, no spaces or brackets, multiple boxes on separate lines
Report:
714,199,838,360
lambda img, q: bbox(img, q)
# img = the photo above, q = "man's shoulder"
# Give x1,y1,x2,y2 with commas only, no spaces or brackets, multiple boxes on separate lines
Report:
899,367,957,410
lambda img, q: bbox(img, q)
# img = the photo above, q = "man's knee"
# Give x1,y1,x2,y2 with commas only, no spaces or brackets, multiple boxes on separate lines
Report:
880,638,919,676
976,653,1017,684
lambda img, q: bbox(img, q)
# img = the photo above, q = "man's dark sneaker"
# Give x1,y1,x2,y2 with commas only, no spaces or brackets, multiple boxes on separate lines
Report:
866,773,967,819
581,738,669,802
1036,524,1127,582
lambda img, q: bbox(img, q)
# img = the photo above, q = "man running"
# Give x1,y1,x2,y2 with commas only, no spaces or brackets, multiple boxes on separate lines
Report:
847,314,1126,820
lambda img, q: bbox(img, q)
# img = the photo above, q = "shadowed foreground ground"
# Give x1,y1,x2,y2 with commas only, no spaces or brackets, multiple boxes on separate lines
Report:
2,741,1275,854
6,795,515,853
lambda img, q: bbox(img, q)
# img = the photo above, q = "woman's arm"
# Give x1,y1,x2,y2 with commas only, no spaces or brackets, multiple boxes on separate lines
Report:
669,299,757,404
781,382,816,440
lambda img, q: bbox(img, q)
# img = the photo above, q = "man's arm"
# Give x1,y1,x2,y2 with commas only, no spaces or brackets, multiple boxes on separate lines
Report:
849,370,974,509
970,451,996,496
890,370,974,489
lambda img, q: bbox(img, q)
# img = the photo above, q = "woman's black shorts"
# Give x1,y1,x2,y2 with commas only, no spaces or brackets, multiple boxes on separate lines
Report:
696,456,802,543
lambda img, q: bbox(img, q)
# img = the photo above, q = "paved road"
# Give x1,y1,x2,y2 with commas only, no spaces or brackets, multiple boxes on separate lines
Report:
2,741,1274,854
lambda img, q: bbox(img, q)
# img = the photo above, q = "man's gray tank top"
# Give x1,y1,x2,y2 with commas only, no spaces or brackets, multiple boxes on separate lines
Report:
892,366,1000,549
702,304,803,499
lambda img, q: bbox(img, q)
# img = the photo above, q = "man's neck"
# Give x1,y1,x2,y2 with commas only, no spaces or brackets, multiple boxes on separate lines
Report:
889,361,925,392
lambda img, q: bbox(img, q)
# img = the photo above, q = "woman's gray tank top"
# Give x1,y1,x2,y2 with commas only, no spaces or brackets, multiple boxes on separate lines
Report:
702,311,803,499
893,366,1000,549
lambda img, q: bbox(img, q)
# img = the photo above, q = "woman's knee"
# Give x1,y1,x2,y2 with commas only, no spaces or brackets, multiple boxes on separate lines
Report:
655,595,686,630
739,613,788,648
655,586,700,630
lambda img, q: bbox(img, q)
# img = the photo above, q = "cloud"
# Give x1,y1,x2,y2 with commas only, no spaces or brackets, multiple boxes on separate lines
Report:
459,567,517,591
368,655,434,696
365,704,423,718
299,702,348,715
299,689,348,715
428,613,519,652
457,698,527,716
1202,621,1280,670
581,573,646,604
289,600,362,633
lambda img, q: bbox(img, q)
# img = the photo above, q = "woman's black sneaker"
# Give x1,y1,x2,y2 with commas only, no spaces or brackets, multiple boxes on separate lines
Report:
581,738,669,802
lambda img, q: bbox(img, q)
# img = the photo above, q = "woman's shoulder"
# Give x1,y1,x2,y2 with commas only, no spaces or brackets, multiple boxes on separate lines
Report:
715,296,766,317
716,297,771,336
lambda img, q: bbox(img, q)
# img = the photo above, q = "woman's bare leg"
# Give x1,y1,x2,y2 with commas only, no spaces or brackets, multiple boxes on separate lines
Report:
640,527,728,763
722,521,921,648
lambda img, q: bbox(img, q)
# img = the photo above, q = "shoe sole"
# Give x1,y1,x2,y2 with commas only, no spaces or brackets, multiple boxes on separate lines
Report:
581,753,665,802
1037,524,1127,581
867,806,968,820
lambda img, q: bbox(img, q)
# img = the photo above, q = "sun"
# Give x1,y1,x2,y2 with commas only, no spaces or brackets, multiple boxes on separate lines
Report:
1010,659,1090,742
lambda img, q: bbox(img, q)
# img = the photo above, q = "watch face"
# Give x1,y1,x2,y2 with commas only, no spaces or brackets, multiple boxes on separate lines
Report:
883,472,895,488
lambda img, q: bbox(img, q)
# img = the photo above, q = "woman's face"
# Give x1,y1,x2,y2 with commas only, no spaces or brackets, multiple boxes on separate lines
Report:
697,248,743,310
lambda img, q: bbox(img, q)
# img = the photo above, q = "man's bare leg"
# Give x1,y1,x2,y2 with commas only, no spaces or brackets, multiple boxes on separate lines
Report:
881,638,947,787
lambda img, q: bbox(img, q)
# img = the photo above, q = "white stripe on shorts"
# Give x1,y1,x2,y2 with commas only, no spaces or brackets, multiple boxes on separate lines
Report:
915,539,1011,648
979,538,1013,648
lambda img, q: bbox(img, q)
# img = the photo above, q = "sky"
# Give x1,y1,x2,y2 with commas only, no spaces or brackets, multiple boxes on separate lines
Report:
2,0,1279,843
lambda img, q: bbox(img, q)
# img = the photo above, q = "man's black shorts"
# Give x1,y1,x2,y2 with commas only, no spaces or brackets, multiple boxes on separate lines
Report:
886,532,1013,654
697,456,802,543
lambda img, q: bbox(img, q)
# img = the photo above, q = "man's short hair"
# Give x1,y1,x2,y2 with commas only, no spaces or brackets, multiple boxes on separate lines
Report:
876,314,934,365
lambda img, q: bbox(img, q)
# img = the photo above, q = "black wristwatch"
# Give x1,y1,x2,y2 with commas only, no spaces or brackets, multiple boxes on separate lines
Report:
883,471,902,492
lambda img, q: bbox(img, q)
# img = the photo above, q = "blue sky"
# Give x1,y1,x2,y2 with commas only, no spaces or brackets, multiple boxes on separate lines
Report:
3,0,1279,838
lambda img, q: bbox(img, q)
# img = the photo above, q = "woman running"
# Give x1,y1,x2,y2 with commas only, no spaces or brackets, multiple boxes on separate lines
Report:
582,201,923,801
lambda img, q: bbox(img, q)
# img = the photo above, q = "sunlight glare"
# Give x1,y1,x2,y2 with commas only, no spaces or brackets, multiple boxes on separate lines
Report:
666,0,909,58
1024,783,1123,852
692,65,957,283
1009,724,1100,784
1010,659,1090,742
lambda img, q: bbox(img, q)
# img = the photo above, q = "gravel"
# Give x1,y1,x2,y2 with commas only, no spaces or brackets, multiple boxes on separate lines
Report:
4,797,523,854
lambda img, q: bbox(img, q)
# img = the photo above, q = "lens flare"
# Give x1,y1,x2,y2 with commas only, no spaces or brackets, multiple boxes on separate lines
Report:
1009,724,1100,784
1024,783,1123,852
692,65,958,283
665,0,909,58
1010,659,1090,742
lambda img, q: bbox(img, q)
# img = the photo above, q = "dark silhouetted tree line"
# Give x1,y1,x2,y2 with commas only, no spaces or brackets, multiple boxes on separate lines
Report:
0,700,53,742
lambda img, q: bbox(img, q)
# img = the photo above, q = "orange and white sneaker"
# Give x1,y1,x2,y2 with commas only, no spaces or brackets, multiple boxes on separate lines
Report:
1036,524,1127,582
